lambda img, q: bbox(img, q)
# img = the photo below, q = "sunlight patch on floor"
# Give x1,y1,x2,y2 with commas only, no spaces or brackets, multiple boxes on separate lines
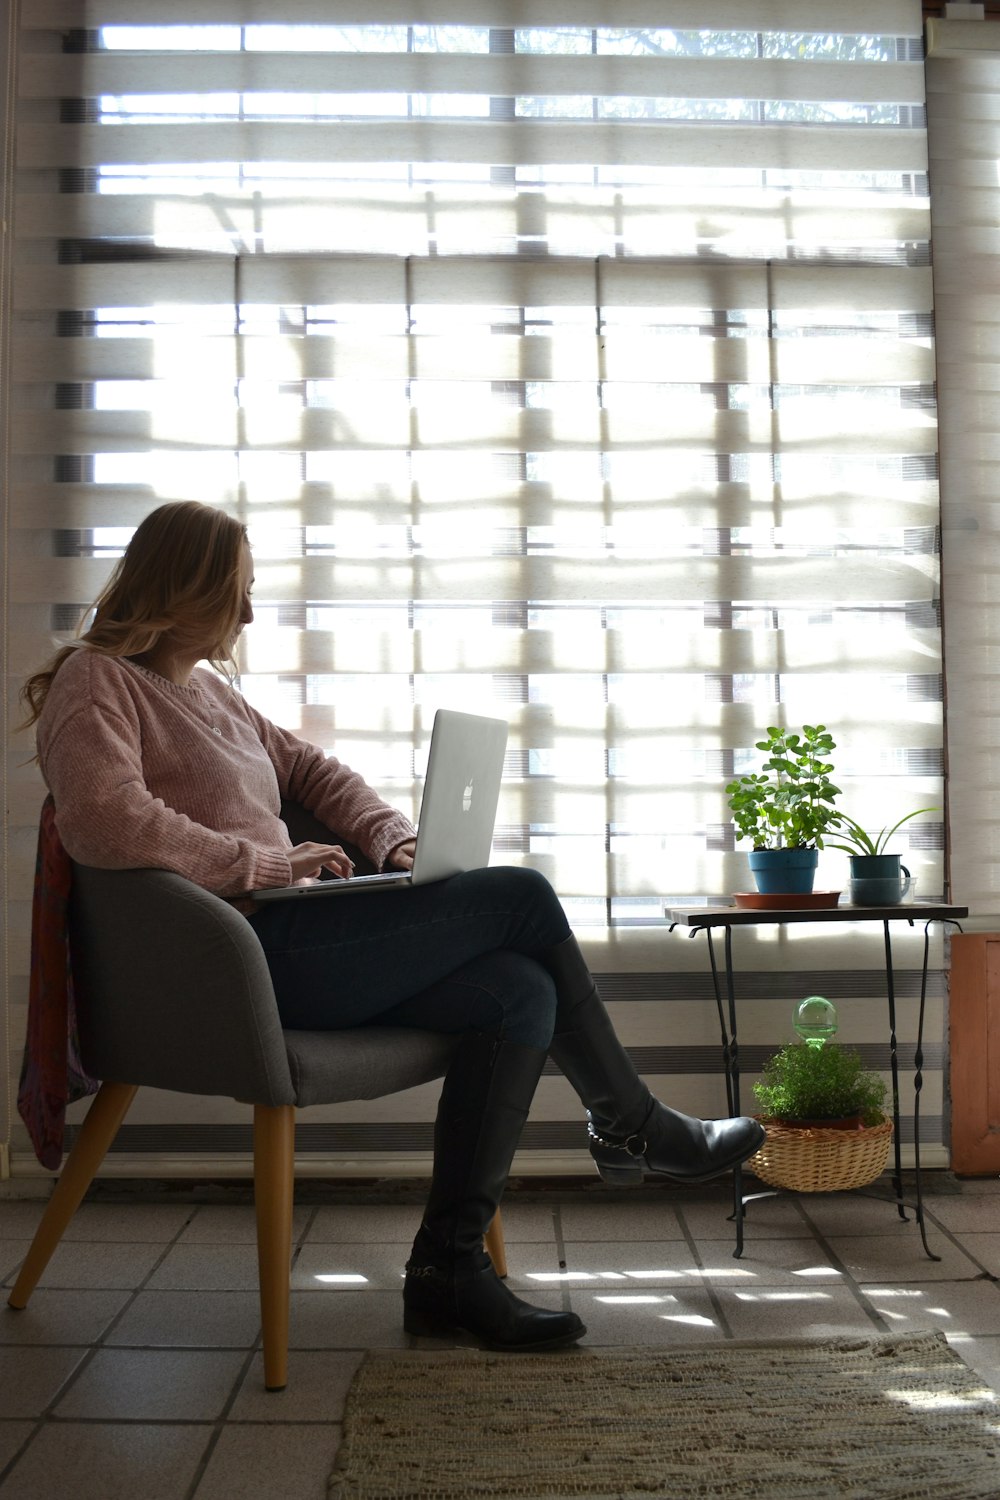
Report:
527,1271,598,1282
594,1294,679,1305
863,1288,926,1298
733,1291,832,1302
690,1266,757,1279
885,1387,998,1412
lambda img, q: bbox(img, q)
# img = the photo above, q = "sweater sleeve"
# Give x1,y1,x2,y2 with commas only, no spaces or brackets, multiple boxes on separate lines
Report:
235,697,416,871
40,693,293,898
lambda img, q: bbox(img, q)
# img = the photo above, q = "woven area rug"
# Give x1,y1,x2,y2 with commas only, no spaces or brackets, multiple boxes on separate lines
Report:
328,1332,1000,1499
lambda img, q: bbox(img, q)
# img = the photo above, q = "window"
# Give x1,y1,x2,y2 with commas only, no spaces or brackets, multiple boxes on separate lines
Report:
9,1,939,928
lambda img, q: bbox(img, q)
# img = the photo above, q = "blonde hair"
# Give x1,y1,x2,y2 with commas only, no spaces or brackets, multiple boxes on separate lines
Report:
21,501,248,727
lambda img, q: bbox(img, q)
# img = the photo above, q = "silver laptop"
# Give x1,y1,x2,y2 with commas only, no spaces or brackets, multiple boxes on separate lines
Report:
252,708,508,902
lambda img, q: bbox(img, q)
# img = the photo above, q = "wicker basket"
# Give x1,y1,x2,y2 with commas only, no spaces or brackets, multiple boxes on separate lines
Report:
747,1115,894,1193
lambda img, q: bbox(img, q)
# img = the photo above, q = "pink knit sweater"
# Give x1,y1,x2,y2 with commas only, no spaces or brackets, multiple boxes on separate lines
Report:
36,650,416,902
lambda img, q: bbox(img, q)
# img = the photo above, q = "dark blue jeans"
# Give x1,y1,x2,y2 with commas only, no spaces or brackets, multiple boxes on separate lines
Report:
246,865,571,1050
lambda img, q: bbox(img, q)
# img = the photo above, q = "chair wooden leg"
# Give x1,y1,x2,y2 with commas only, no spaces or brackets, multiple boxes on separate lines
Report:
253,1103,295,1393
7,1081,137,1310
484,1208,508,1279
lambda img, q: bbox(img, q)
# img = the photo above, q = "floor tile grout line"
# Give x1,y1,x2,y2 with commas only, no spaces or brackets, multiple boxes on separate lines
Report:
0,1417,46,1490
675,1203,735,1340
788,1198,896,1335
183,1343,262,1500
550,1203,575,1316
0,1201,236,1492
65,1203,210,1350
912,1206,1000,1283
13,1416,233,1428
3,1338,259,1353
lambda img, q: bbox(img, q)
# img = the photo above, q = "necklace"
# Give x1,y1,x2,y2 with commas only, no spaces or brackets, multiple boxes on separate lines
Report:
132,656,226,737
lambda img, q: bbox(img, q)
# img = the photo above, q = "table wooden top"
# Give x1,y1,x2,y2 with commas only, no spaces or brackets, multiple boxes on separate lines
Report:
666,902,968,929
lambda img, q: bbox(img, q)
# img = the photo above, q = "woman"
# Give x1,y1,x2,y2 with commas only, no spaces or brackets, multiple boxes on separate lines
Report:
24,501,765,1353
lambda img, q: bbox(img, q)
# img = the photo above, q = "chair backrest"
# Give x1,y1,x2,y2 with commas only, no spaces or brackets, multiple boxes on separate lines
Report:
70,865,297,1105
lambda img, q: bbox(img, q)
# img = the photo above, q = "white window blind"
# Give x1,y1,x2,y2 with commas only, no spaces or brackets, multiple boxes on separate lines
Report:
3,0,948,1172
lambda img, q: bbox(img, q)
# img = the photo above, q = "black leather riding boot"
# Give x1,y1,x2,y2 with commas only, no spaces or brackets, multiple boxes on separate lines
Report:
540,934,765,1186
403,1029,586,1351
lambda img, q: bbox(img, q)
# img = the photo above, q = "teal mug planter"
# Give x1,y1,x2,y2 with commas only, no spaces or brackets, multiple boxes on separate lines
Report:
747,847,819,895
847,853,912,907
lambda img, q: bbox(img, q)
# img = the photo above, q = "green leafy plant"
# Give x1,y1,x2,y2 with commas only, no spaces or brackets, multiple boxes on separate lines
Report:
725,724,842,850
826,809,937,857
753,1043,887,1126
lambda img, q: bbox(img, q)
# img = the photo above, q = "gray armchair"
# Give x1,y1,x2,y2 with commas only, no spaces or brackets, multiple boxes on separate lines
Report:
7,827,507,1391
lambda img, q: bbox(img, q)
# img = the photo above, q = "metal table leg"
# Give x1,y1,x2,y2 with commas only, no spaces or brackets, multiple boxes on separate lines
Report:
906,918,963,1260
884,916,963,1261
911,921,935,1258
882,919,908,1220
701,926,747,1256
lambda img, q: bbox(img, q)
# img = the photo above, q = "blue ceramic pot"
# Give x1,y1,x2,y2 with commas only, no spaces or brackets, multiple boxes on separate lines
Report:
747,847,819,895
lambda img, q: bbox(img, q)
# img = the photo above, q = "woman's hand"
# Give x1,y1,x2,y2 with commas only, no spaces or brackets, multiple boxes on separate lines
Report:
287,841,355,883
387,838,416,871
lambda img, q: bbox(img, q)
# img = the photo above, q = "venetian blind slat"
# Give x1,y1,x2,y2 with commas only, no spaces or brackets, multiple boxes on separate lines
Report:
16,122,929,173
12,332,938,387
9,555,940,606
8,484,942,533
17,52,928,105
25,0,925,36
14,192,933,251
13,258,933,310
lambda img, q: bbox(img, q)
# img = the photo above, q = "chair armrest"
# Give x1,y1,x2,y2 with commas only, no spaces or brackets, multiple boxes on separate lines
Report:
70,866,296,1106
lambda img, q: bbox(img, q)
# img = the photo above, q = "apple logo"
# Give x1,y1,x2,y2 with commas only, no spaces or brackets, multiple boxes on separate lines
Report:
462,779,474,813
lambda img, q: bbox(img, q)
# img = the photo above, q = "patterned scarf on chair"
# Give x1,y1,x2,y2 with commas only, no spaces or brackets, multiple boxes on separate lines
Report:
17,796,100,1169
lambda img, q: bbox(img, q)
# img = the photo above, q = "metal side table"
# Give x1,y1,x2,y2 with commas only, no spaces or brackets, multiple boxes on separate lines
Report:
667,901,967,1259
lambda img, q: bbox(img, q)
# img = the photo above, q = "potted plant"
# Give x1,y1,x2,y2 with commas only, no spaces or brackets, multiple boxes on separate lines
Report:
826,809,937,907
725,724,842,894
754,1042,887,1129
748,1042,893,1192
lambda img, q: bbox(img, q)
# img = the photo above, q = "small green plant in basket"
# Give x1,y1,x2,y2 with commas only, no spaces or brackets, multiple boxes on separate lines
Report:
753,1043,887,1127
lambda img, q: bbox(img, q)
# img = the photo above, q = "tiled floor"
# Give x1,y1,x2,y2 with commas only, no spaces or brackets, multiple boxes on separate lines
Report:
2,1172,1000,1498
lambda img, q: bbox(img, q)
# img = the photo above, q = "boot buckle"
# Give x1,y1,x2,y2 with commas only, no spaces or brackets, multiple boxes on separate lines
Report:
405,1263,439,1280
587,1121,647,1157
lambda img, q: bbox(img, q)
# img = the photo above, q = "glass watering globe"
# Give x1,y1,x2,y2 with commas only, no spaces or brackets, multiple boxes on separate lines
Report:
794,995,838,1050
